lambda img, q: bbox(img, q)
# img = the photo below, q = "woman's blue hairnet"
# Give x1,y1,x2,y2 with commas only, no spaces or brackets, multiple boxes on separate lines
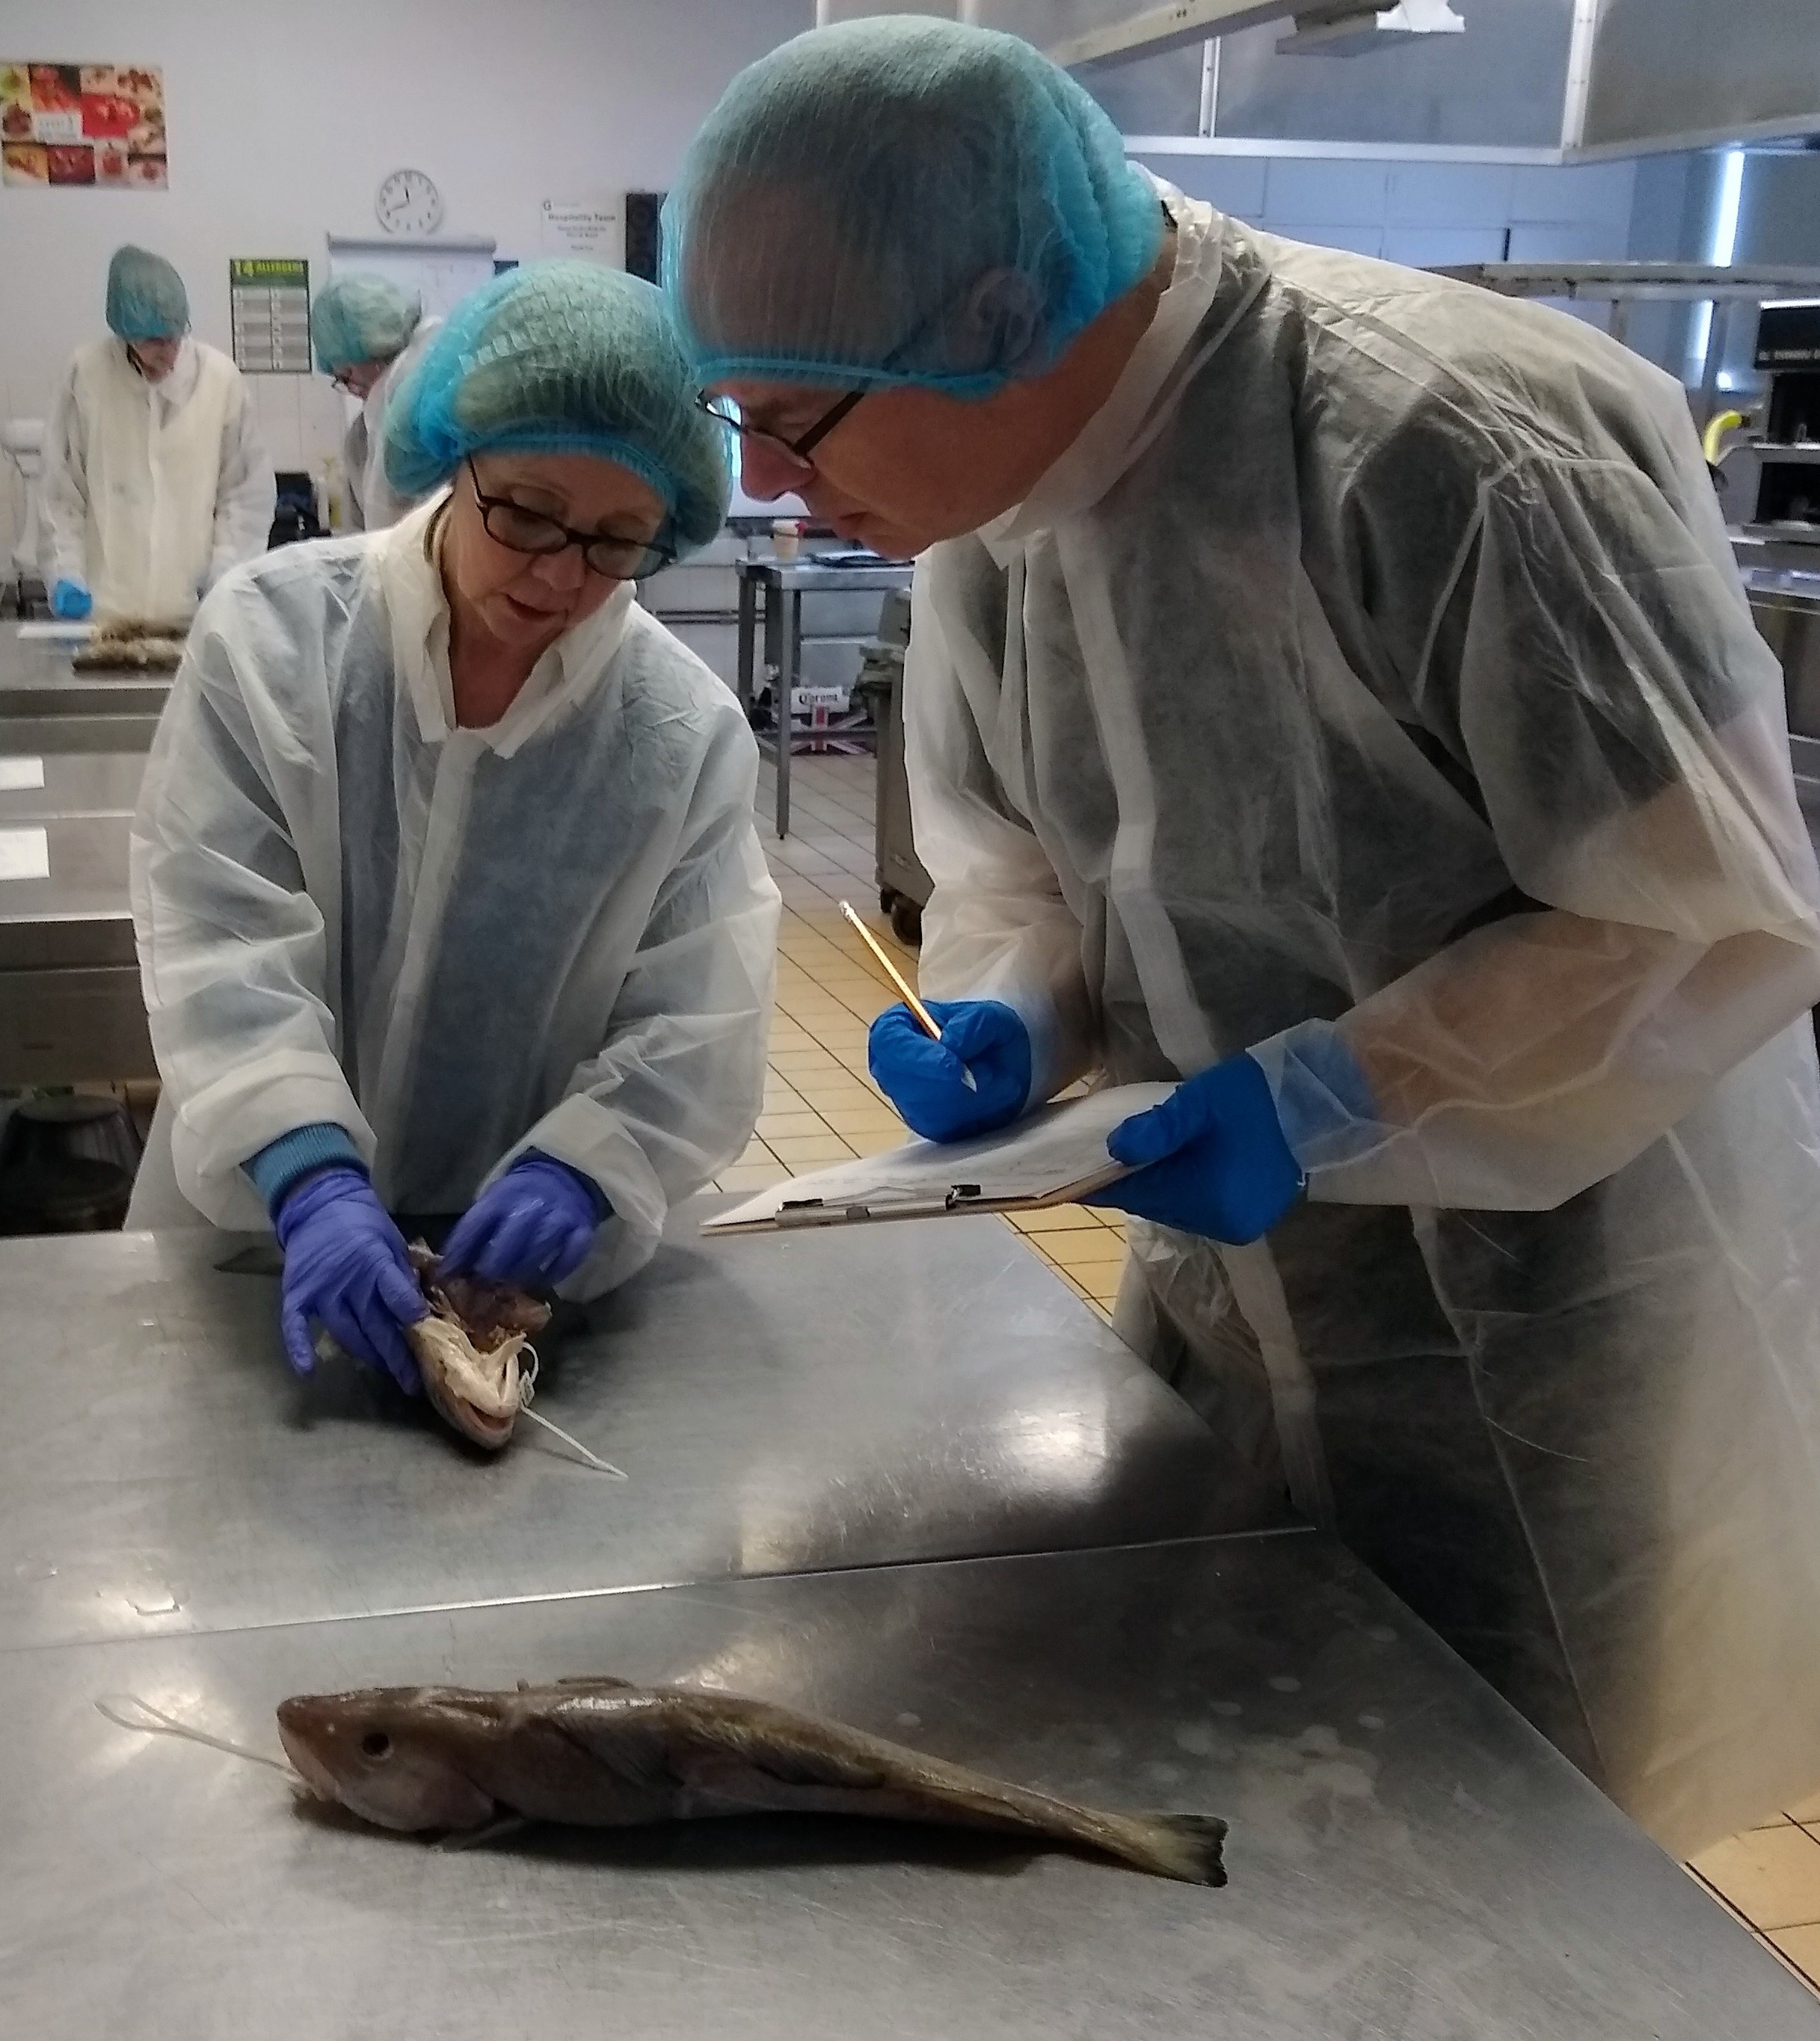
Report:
662,17,1165,398
384,262,731,558
311,275,422,374
105,245,188,342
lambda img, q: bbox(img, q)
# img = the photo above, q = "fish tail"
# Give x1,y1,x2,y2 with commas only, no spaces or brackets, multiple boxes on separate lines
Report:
1110,1811,1229,1886
929,1772,1229,1884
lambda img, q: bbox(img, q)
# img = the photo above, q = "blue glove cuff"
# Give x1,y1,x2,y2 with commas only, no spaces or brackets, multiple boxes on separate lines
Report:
1248,1023,1383,1177
248,1124,366,1218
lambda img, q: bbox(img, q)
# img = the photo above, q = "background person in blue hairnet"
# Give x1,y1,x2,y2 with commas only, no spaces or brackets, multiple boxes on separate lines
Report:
128,261,780,1396
40,244,273,621
310,274,441,532
666,17,1820,1856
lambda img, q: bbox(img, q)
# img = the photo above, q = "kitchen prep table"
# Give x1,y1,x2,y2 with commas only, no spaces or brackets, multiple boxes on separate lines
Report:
0,1207,1286,1652
1,1530,1810,2039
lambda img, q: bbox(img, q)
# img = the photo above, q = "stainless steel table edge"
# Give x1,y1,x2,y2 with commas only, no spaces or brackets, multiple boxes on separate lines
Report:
0,1524,1318,1664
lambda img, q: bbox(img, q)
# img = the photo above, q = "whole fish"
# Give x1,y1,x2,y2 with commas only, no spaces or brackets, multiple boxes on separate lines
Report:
277,1677,1228,1885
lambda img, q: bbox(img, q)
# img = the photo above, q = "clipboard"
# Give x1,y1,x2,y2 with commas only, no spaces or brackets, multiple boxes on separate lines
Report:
700,1083,1173,1235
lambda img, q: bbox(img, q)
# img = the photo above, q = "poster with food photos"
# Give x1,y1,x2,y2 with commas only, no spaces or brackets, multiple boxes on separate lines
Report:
1,61,167,189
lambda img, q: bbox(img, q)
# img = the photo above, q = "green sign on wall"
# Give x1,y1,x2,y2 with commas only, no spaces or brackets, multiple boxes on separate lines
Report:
229,257,311,374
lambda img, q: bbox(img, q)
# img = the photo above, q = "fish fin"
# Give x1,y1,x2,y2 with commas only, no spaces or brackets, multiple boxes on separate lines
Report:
550,1675,641,1693
435,1814,531,1853
1130,1813,1229,1886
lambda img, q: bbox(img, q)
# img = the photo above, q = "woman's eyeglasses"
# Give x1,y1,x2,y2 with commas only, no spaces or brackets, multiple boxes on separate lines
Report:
467,461,674,579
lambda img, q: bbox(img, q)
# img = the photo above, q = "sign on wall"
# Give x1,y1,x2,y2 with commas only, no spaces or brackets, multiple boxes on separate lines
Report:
541,199,622,267
0,61,166,188
230,259,312,375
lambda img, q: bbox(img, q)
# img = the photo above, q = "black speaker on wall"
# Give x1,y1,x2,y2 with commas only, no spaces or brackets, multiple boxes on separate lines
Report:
626,193,665,281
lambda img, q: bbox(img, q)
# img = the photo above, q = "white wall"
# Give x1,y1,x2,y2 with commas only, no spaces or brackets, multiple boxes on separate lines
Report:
1134,151,1638,273
0,0,812,556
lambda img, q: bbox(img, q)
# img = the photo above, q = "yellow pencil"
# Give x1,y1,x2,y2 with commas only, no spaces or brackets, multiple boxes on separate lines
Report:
839,899,942,1038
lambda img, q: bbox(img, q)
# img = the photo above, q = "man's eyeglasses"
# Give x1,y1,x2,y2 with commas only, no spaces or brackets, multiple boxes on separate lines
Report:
467,461,674,580
695,388,867,483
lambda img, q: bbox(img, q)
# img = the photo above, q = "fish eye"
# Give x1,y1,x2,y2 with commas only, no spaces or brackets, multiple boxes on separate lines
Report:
361,1731,393,1759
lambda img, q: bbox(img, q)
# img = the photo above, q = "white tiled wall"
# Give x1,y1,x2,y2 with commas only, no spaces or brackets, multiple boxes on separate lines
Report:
1135,152,1638,272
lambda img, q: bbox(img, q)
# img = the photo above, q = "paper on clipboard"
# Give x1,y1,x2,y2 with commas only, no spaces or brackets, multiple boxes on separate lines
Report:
700,1083,1175,1234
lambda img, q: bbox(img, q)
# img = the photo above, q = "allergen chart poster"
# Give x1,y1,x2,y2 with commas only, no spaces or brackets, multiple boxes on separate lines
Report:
1,61,167,188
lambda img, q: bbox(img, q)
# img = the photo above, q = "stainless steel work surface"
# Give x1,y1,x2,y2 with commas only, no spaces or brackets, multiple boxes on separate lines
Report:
0,1217,1283,1651
0,809,135,967
0,625,171,721
0,748,145,819
1,1535,1807,2039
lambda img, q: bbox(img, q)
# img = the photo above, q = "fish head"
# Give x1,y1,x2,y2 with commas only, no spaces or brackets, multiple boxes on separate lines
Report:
277,1686,504,1832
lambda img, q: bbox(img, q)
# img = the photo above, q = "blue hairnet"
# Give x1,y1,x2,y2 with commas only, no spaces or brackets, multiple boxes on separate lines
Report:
384,262,730,558
311,274,422,374
662,18,1165,397
105,245,188,341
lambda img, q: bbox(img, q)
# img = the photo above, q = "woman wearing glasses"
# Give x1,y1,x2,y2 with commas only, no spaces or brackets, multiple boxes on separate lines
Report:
128,262,780,1393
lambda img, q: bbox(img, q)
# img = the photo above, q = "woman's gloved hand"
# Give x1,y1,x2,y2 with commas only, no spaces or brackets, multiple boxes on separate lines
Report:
274,1165,427,1390
868,998,1032,1142
1085,1052,1306,1244
440,1153,606,1290
49,577,92,621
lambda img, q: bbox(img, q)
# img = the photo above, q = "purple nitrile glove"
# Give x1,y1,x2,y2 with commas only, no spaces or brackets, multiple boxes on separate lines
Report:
439,1154,607,1290
274,1165,427,1391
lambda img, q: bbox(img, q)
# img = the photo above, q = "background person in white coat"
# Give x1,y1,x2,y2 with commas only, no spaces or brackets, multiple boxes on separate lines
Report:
40,244,272,621
129,262,779,1395
310,274,440,531
666,17,1820,1856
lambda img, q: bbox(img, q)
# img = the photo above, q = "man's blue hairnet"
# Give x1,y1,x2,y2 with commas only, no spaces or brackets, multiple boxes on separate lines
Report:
105,245,188,342
384,262,731,559
662,17,1164,398
312,274,422,375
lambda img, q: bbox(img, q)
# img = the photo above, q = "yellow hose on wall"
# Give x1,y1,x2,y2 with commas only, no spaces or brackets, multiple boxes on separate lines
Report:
1703,409,1748,466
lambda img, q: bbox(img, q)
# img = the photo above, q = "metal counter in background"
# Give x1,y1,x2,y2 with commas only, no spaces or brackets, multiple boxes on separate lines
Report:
1741,565,1820,839
0,626,162,1086
0,1210,1288,1653
736,556,916,837
0,625,170,733
2,1533,1810,2038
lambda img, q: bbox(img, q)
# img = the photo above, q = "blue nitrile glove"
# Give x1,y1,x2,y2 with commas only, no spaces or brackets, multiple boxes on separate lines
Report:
50,577,92,620
440,1153,607,1289
868,998,1033,1143
274,1165,427,1391
1085,1052,1306,1244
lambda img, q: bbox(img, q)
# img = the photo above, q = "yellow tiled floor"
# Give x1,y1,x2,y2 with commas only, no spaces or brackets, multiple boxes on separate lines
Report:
742,751,1817,1996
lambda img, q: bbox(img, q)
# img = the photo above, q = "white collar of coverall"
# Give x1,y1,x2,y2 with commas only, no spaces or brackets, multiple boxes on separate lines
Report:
378,492,636,760
977,179,1241,561
117,333,199,416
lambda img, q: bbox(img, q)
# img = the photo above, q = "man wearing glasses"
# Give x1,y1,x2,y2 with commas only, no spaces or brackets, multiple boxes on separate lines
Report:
311,274,442,532
665,19,1820,1856
40,244,272,620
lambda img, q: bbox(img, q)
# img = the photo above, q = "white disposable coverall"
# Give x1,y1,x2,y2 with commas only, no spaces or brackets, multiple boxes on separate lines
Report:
906,186,1820,1854
129,496,780,1299
40,336,273,617
342,318,440,532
